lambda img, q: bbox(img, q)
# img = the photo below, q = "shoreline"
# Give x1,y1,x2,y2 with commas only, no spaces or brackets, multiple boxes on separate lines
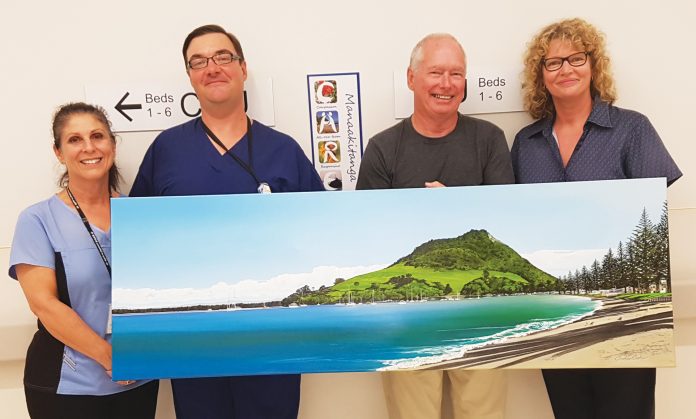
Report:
410,298,674,370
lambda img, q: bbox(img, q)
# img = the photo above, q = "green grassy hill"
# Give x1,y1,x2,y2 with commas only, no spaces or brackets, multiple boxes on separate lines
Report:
397,229,557,290
281,229,558,306
333,264,524,292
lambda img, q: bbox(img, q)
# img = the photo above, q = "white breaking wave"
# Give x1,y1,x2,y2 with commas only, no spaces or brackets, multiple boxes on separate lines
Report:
113,264,386,310
378,299,602,370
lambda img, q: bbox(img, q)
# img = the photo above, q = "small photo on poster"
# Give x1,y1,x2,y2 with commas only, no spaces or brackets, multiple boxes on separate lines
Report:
316,111,340,134
314,80,337,104
320,170,342,191
318,140,341,163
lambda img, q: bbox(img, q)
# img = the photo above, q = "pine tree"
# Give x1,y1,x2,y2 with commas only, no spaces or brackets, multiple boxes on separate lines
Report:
565,271,574,294
625,240,639,292
580,266,590,293
590,259,601,292
601,248,617,290
654,201,671,292
555,274,565,294
615,241,627,292
630,208,657,292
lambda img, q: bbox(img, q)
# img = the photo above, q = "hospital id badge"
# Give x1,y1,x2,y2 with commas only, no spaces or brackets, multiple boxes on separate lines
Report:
106,304,112,335
257,182,272,194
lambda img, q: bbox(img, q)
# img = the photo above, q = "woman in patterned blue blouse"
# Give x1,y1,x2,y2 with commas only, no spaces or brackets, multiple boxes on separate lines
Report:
512,18,681,419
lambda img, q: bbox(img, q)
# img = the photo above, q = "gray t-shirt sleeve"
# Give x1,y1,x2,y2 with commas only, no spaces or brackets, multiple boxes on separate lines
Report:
482,125,515,185
356,134,394,190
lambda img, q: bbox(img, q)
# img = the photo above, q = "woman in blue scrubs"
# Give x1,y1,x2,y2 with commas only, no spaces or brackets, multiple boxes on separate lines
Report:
9,103,159,418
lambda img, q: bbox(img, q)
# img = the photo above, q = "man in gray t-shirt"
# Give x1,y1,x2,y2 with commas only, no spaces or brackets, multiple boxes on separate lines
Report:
356,33,512,419
356,34,513,191
356,114,513,189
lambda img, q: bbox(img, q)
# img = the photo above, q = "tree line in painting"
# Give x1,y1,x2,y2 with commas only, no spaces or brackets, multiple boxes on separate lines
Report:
557,203,671,295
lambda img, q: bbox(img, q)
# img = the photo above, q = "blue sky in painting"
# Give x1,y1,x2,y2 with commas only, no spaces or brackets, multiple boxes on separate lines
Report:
112,178,666,291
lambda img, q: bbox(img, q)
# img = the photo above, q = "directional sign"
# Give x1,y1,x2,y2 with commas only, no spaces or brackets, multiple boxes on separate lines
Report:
393,66,524,118
115,92,143,122
85,75,275,133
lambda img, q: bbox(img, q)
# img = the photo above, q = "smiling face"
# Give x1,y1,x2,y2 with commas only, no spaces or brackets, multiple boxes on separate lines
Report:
185,32,247,110
408,37,467,121
54,113,115,186
542,39,592,104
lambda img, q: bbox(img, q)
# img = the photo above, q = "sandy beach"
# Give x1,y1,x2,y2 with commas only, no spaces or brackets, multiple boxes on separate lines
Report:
416,298,675,370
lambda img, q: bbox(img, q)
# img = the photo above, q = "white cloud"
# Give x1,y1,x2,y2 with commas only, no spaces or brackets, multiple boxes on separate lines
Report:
113,264,386,309
521,249,608,277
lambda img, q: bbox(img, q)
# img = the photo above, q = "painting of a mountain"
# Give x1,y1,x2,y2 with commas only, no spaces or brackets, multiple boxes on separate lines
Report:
398,229,557,290
282,229,557,306
111,178,675,380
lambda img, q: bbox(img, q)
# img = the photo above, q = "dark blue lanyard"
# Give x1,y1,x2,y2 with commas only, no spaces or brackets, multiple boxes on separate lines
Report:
65,187,112,277
201,117,271,193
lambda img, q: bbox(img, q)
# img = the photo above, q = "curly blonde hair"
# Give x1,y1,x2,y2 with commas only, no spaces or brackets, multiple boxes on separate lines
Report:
522,18,617,120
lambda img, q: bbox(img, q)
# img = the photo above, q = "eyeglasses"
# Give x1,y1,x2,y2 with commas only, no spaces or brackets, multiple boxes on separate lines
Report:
187,52,241,70
541,51,590,72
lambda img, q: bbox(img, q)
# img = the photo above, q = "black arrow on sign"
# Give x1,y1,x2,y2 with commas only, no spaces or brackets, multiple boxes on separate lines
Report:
115,92,142,122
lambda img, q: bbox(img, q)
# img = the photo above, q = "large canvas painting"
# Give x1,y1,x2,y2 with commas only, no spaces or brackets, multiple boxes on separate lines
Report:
111,178,675,380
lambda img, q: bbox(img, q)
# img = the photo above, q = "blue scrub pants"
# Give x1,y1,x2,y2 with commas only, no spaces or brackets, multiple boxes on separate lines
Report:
171,375,301,419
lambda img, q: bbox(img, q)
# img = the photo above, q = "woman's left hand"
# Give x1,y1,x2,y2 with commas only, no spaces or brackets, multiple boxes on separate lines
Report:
105,368,135,386
116,380,136,386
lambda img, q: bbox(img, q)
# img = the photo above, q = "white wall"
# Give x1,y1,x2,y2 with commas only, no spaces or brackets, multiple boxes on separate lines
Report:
1,1,694,418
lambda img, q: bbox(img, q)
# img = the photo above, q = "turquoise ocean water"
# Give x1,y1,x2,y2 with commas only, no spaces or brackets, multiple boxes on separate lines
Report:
112,295,599,380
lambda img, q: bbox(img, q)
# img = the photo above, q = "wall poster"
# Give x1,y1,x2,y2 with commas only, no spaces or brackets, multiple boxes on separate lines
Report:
306,72,364,191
